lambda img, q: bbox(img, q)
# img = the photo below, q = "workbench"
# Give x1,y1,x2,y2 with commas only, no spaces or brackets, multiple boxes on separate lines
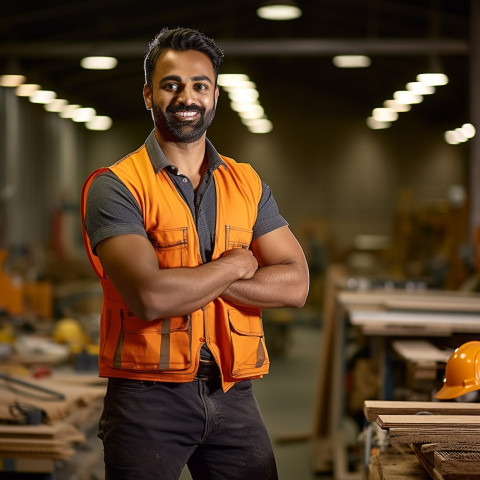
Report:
311,265,480,480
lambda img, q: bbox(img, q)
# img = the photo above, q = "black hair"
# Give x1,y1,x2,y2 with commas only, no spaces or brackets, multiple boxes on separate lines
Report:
144,27,224,88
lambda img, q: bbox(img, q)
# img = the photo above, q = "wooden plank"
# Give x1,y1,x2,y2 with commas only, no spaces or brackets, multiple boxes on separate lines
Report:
369,444,430,479
377,415,480,429
388,428,479,445
434,450,480,476
364,400,480,423
392,340,451,363
350,311,480,334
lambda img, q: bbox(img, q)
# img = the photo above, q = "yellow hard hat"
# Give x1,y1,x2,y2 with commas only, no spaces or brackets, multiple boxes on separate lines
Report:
435,341,480,400
53,318,88,345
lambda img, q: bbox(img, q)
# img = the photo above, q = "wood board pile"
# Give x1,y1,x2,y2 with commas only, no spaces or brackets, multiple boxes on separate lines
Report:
365,400,480,479
0,371,106,473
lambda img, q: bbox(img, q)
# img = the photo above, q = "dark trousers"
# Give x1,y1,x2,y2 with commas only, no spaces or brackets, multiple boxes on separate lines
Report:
99,377,278,480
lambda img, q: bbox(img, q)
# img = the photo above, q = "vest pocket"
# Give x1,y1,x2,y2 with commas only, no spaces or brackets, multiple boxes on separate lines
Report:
101,303,192,372
225,225,253,250
149,227,187,268
227,307,269,377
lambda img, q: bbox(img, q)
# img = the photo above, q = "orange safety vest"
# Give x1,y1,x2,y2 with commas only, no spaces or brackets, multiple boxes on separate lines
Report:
81,143,270,392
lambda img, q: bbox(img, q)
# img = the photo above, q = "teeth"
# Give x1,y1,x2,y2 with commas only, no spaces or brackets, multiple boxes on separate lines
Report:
177,111,197,117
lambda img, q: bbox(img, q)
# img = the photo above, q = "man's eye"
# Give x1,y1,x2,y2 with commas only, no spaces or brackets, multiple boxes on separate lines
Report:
195,84,208,91
164,83,179,91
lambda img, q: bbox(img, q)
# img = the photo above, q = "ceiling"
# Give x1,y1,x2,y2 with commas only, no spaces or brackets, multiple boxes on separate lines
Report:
0,0,472,130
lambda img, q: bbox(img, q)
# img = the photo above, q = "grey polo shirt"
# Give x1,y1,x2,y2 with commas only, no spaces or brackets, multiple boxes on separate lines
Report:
85,131,287,263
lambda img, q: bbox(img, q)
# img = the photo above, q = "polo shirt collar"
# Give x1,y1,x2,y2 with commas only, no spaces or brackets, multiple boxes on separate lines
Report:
145,130,226,175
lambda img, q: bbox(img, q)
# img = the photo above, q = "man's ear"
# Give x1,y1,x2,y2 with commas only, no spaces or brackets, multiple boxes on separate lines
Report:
215,85,219,104
143,83,152,110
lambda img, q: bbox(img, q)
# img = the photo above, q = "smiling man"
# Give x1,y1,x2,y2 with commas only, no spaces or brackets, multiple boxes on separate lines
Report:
81,27,309,480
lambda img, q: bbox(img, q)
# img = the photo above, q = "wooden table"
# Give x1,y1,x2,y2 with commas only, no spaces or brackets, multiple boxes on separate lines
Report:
311,267,480,480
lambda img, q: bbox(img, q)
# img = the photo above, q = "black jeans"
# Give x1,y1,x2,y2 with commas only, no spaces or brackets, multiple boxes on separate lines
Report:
99,377,278,480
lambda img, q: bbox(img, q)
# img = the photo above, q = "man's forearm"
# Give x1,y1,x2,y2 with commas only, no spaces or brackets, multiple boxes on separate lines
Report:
220,263,309,309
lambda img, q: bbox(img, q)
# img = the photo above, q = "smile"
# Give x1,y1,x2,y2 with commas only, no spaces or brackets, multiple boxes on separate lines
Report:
175,111,199,119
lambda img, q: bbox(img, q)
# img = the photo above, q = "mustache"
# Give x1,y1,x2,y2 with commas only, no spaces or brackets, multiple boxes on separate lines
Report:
167,105,205,114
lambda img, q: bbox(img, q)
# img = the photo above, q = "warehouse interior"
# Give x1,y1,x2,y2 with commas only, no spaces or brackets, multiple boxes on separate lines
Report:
0,1,479,479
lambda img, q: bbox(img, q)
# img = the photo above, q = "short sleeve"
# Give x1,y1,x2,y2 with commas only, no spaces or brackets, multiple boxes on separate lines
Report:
85,171,147,255
252,181,288,241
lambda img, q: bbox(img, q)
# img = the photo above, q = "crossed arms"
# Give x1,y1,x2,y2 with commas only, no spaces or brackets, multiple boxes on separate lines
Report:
96,225,310,322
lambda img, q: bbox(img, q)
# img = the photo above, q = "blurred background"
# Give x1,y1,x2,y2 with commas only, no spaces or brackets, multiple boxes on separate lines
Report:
0,1,478,479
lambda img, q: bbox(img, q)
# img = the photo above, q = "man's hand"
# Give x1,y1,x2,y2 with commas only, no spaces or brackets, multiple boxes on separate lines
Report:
221,247,258,280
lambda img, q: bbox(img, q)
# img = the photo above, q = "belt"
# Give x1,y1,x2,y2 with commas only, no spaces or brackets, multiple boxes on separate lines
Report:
195,358,220,381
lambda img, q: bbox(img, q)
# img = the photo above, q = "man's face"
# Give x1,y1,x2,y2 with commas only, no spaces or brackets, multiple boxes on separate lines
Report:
144,49,219,143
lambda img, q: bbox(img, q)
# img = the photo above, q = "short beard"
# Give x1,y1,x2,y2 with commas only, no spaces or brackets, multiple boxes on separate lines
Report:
151,99,216,143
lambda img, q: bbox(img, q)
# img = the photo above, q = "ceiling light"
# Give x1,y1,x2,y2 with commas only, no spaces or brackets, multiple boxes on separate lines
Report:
0,74,26,87
81,56,118,70
86,115,113,131
217,73,250,87
372,108,398,122
406,82,435,95
221,81,257,92
228,88,259,103
257,0,302,21
44,99,68,112
16,83,40,97
393,90,423,105
454,128,468,142
461,123,476,138
29,90,56,104
332,55,371,68
244,118,273,134
59,105,81,118
72,107,96,122
383,100,411,112
416,73,449,86
238,105,265,119
366,117,391,129
444,131,459,145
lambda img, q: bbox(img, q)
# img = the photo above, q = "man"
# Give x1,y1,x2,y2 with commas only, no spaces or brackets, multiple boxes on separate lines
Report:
81,27,309,480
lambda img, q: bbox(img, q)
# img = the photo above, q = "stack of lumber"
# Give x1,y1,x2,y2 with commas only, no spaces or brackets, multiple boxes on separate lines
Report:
365,400,480,479
0,371,106,475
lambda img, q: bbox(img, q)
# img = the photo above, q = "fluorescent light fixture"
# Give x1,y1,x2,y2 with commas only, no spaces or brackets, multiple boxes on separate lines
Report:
230,100,262,113
454,128,468,142
86,115,113,131
44,99,68,112
366,117,391,129
228,88,259,103
406,82,435,95
332,55,371,68
238,105,265,119
244,118,273,134
0,74,26,87
393,90,423,105
29,90,56,104
72,107,96,122
221,81,257,93
81,56,118,70
16,83,40,97
417,73,449,86
59,105,81,118
372,108,398,122
217,73,250,87
257,1,302,20
383,99,411,112
462,123,476,138
444,131,459,145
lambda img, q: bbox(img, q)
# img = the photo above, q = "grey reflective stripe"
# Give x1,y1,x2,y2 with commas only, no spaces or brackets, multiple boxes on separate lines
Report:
159,318,171,369
255,337,266,368
113,309,125,368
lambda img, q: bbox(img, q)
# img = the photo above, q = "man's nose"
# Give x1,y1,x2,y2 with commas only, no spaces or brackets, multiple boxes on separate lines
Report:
177,86,196,105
